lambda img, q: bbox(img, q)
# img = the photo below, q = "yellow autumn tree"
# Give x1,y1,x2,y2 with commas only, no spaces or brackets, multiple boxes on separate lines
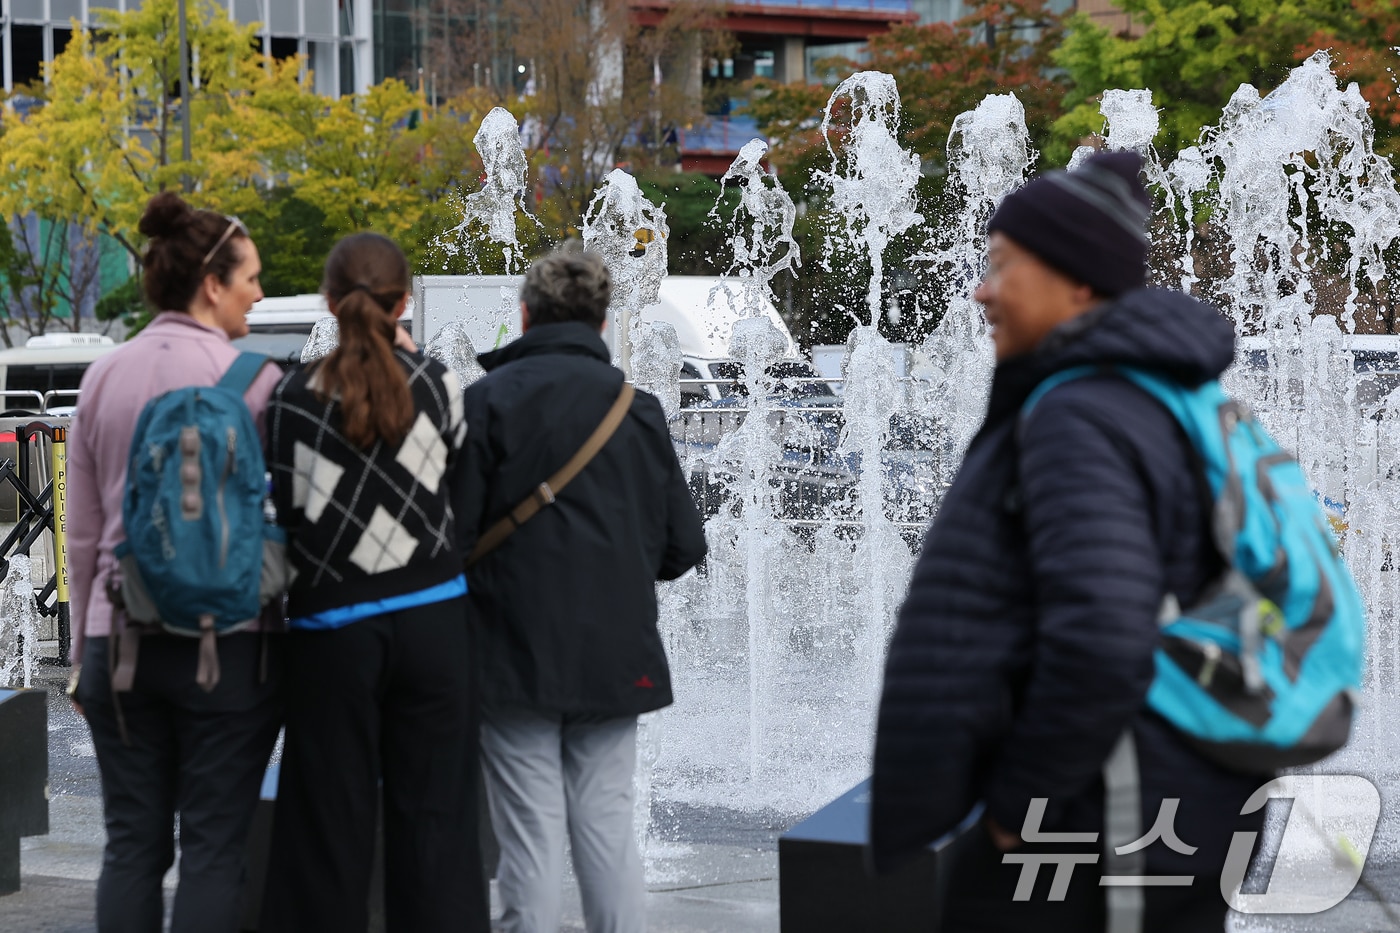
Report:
0,0,309,262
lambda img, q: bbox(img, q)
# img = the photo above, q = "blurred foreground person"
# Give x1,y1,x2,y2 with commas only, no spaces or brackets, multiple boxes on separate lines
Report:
872,151,1363,932
260,233,488,933
460,248,707,933
68,192,284,933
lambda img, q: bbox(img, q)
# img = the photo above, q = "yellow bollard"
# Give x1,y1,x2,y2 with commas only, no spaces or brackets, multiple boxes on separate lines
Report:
49,426,71,662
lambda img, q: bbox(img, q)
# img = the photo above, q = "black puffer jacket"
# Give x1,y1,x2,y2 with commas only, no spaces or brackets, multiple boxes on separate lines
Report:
459,322,707,717
872,289,1269,887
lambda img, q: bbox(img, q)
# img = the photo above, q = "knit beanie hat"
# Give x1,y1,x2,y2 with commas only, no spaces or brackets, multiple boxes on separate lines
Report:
986,150,1151,297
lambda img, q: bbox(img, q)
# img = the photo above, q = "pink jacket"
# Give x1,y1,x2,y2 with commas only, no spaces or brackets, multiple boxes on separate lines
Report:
67,313,283,664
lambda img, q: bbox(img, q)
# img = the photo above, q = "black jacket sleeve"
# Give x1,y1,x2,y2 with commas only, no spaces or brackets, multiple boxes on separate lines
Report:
267,374,299,529
982,388,1165,833
455,384,496,558
658,439,706,580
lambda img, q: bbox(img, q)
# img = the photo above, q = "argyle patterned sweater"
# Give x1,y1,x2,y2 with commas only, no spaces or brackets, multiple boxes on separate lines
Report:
266,350,469,618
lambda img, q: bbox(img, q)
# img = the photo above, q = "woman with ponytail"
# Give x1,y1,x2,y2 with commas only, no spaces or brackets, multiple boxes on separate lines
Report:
260,233,488,933
67,191,284,932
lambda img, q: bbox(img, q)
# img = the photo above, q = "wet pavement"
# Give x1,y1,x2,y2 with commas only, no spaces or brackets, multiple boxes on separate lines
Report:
4,667,1397,932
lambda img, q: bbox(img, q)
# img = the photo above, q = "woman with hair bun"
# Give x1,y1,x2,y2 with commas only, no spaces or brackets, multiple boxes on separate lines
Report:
260,232,488,933
67,191,284,932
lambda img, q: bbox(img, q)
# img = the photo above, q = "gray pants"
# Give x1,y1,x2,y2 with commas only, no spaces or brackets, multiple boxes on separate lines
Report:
481,709,645,933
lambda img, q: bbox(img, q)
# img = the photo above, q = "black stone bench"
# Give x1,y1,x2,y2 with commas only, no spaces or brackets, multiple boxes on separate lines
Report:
779,779,981,933
0,688,49,896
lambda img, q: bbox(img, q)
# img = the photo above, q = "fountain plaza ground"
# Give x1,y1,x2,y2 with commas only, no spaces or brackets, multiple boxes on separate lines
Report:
2,665,1398,933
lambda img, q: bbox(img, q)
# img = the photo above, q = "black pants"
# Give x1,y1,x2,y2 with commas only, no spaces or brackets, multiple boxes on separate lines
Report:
260,597,488,933
78,632,283,933
941,828,1238,933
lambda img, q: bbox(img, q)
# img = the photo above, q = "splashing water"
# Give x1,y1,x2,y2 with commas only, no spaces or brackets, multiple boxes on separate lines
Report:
1100,88,1160,152
424,320,488,386
1149,57,1400,852
1170,51,1400,333
713,138,801,297
654,55,1400,857
582,168,670,376
439,107,536,273
0,556,38,688
917,93,1035,462
300,317,339,364
818,72,923,327
629,321,682,421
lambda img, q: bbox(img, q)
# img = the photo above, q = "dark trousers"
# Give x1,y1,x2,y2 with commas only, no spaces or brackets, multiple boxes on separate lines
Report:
942,716,1267,933
78,632,284,933
941,829,1237,933
259,596,488,933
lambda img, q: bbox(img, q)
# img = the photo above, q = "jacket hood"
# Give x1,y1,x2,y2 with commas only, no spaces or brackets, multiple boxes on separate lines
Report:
984,287,1236,427
478,321,610,372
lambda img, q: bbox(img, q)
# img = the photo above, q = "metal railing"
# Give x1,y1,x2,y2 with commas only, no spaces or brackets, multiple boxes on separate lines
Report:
0,389,80,415
667,383,946,533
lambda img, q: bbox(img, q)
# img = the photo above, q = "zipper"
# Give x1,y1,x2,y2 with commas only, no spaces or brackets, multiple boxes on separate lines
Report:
1197,640,1221,688
218,427,235,568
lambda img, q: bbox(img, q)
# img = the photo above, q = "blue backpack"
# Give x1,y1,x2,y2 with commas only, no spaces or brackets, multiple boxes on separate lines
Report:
1024,366,1365,771
112,352,285,691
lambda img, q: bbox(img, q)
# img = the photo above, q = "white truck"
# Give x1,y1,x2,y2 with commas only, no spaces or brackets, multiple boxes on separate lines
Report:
249,275,816,399
409,274,812,400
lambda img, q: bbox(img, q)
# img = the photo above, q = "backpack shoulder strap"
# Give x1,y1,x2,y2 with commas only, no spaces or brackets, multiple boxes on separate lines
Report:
1020,365,1102,420
217,352,270,396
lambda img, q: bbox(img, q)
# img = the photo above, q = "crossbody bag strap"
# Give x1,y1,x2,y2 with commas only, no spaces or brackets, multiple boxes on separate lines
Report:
466,382,635,568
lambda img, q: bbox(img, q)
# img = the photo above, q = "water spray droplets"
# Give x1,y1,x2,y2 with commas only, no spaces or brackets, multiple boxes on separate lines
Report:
818,72,923,327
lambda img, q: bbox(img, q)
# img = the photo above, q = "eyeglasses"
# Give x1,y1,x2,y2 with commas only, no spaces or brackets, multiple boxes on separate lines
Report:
201,215,248,269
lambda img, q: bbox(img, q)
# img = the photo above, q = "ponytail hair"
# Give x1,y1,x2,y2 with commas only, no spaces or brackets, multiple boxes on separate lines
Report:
316,233,414,449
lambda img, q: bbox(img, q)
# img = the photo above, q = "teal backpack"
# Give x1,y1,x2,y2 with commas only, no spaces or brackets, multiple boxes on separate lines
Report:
1024,366,1366,771
112,352,286,691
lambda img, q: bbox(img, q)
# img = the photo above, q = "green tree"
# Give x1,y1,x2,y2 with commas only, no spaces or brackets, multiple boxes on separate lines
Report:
1050,0,1395,164
637,172,737,275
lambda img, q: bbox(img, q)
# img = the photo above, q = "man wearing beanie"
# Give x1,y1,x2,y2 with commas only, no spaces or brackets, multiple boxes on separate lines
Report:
870,151,1267,932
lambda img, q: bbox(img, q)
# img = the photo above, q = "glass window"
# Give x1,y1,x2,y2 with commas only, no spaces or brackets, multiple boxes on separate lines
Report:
306,0,336,36
270,0,299,34
374,11,416,84
753,51,775,79
310,40,337,95
51,0,84,20
806,42,865,84
12,0,44,21
6,364,94,396
269,36,299,61
52,27,73,58
235,0,265,25
11,26,44,85
340,42,356,95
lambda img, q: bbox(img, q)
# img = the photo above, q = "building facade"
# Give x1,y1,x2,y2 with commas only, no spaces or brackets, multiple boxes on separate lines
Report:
1,0,375,97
